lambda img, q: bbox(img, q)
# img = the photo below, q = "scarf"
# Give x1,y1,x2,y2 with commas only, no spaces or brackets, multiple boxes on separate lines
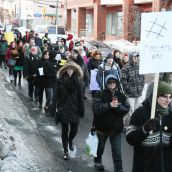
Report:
157,103,169,116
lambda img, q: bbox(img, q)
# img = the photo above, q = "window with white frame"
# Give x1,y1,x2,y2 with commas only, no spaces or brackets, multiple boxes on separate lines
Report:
106,12,123,36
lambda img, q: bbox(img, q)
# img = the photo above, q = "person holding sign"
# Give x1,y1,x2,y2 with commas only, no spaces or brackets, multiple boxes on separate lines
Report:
126,81,172,172
93,74,129,172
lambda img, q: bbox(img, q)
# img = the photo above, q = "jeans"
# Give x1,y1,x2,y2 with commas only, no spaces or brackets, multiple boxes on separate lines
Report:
45,88,53,107
61,123,78,153
38,85,44,104
94,132,123,172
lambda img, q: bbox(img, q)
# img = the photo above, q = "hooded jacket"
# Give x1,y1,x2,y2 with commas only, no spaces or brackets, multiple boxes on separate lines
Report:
126,96,172,172
96,60,121,90
92,80,129,134
50,62,85,123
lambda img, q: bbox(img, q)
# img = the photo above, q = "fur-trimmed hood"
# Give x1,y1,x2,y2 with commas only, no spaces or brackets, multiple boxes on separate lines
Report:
57,62,83,79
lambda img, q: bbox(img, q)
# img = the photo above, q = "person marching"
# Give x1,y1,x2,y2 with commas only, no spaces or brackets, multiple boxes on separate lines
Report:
126,81,172,172
92,74,129,172
50,62,85,160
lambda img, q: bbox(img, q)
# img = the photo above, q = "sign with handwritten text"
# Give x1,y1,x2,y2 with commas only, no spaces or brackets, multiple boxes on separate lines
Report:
140,12,172,74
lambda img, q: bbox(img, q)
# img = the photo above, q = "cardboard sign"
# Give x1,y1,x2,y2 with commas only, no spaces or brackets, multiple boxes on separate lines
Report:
139,12,172,74
4,32,14,45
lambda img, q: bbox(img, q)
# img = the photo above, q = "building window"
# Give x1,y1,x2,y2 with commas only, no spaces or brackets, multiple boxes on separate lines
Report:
106,12,123,36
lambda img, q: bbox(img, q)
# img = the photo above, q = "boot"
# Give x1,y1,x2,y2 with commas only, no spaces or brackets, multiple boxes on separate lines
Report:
114,164,123,172
69,140,74,151
14,80,16,86
18,80,21,86
63,152,69,160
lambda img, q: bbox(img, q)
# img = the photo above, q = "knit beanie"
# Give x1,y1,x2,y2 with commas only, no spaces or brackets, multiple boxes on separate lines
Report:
105,74,118,84
106,52,113,60
157,81,172,96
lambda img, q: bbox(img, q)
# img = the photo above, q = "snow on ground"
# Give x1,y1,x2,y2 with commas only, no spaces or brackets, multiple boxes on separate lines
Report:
0,72,57,172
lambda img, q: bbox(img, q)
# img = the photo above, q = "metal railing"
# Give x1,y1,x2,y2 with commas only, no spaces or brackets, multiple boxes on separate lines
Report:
79,29,93,37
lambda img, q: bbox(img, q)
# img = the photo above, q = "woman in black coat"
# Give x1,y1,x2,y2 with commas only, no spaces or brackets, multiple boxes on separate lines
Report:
50,62,85,160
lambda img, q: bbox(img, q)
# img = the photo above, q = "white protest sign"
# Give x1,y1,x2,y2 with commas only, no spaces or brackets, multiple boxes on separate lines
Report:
38,67,44,76
89,69,100,91
139,12,172,74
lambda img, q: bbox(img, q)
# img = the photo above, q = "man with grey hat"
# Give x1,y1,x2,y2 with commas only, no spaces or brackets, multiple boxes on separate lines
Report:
93,74,129,172
96,52,121,90
121,52,145,129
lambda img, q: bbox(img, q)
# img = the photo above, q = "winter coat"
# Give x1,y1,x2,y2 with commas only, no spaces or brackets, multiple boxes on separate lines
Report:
43,59,58,88
5,42,19,61
87,58,102,74
14,46,24,67
35,37,43,49
0,40,8,56
120,60,145,97
72,55,90,87
96,62,121,90
50,62,85,124
35,58,47,87
92,88,129,134
23,53,39,78
126,97,172,172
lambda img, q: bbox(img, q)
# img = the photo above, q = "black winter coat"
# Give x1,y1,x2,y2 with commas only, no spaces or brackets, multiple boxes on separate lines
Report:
92,89,129,134
50,62,85,124
43,59,58,88
35,58,47,87
23,53,39,78
15,47,24,67
87,58,102,74
126,98,172,172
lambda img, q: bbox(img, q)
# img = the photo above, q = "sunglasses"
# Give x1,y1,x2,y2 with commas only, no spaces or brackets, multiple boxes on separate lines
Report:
107,80,116,84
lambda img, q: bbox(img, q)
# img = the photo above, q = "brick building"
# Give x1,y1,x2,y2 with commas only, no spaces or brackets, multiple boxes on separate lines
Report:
66,0,172,41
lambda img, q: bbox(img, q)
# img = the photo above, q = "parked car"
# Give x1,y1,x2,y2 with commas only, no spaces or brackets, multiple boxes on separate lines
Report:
35,25,67,44
74,40,112,58
104,39,139,53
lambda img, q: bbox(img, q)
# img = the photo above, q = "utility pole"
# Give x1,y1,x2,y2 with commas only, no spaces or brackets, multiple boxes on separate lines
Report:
65,0,67,27
55,0,58,26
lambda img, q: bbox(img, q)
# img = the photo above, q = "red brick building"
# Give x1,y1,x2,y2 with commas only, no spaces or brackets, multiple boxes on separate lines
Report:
66,0,172,41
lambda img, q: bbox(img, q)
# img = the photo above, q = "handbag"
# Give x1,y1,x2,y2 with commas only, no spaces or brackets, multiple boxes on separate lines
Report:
8,59,16,66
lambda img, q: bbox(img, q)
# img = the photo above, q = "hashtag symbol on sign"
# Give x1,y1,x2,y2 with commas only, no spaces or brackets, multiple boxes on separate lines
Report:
146,18,167,39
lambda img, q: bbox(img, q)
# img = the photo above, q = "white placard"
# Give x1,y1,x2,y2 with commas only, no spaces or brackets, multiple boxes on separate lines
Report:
55,54,61,61
89,69,100,91
38,67,44,76
139,12,172,74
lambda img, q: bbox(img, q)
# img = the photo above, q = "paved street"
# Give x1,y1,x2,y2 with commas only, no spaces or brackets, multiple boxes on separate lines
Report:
0,68,134,172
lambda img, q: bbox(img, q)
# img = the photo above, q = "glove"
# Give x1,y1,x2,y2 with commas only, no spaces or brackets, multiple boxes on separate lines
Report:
91,127,96,135
143,119,159,132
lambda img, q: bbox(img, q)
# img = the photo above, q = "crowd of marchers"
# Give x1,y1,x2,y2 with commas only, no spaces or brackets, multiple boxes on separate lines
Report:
1,28,172,172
